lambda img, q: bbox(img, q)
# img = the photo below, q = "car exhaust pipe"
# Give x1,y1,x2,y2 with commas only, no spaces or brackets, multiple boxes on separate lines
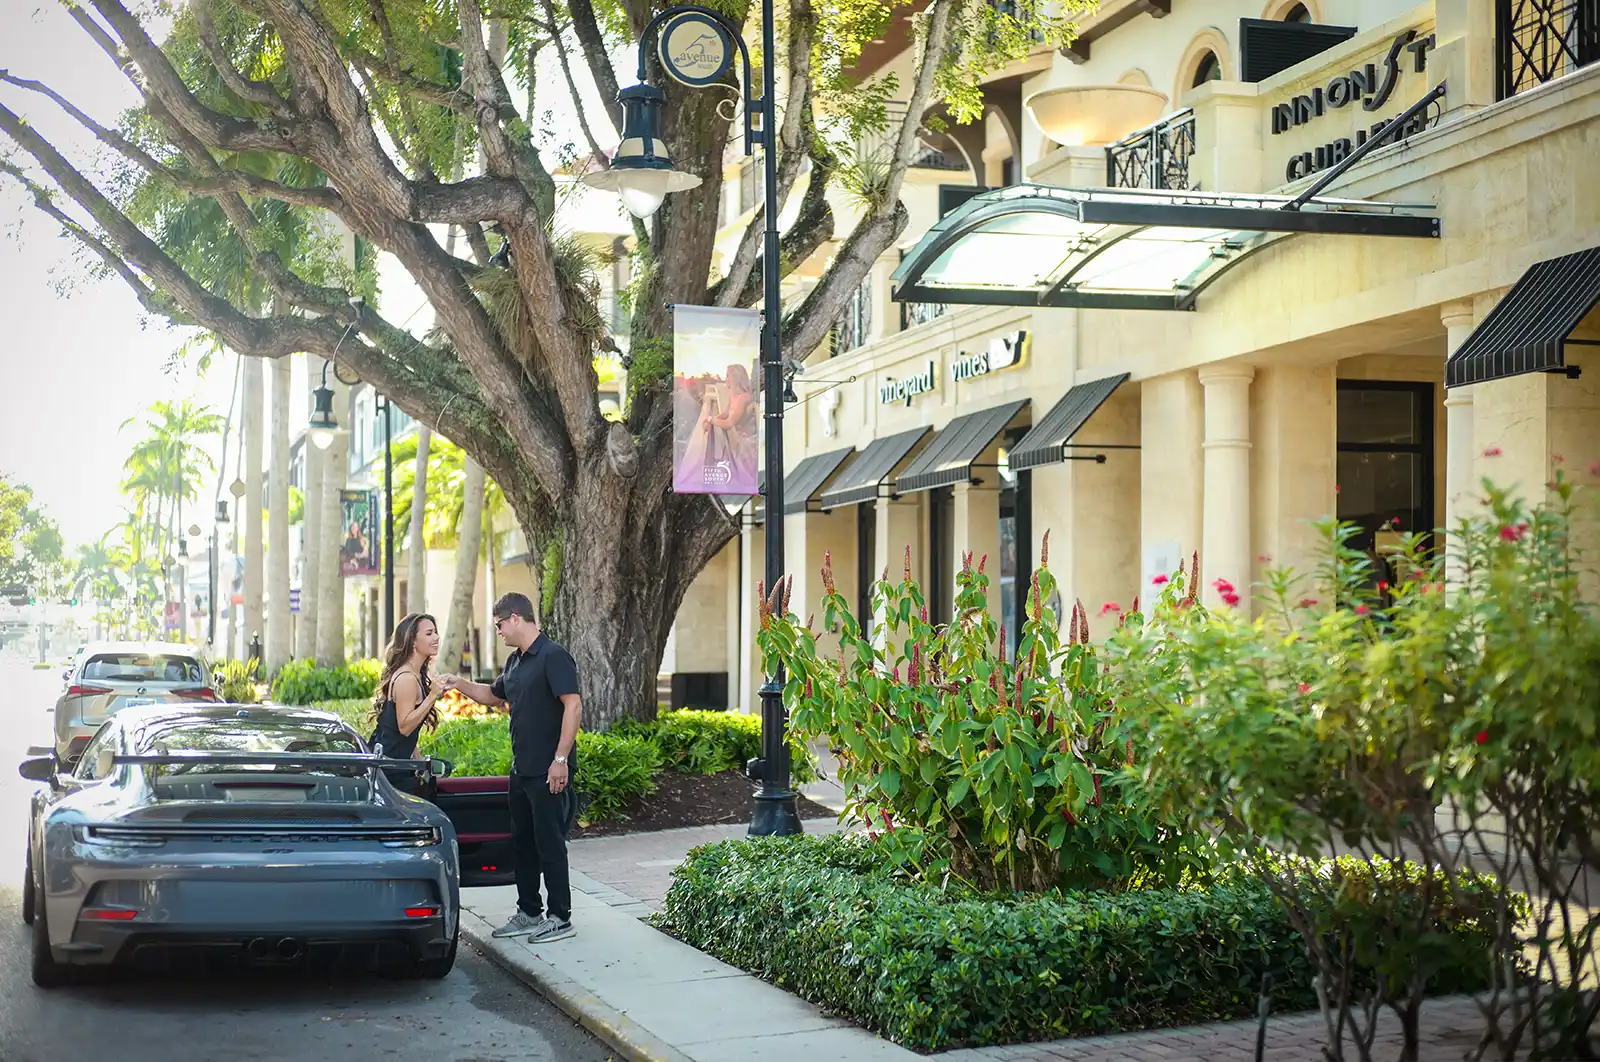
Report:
276,937,303,961
245,937,271,961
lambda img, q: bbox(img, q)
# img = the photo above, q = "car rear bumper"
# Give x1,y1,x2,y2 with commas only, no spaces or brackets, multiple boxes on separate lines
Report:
58,918,452,970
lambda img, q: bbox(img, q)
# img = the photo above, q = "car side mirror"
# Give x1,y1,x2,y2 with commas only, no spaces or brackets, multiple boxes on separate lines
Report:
18,755,56,784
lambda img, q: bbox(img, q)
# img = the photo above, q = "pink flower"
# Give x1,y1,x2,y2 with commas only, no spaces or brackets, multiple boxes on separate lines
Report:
1151,574,1170,586
1499,522,1529,543
1298,598,1318,608
1355,605,1370,616
1298,683,1311,694
1213,578,1235,594
1098,602,1122,617
1483,446,1503,458
1220,590,1241,607
1475,729,1489,746
1334,484,1342,494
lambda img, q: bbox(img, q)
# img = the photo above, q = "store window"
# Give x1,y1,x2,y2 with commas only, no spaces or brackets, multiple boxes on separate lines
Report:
1192,51,1223,88
1336,382,1435,598
928,488,955,625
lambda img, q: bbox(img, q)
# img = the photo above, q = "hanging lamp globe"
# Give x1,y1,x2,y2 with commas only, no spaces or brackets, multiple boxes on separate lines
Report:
580,83,702,219
309,382,339,450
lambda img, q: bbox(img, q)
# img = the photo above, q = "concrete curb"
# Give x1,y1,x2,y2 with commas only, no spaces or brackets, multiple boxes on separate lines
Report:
460,908,697,1062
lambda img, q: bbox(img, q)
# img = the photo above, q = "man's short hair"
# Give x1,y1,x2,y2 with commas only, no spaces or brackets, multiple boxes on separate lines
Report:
493,592,537,622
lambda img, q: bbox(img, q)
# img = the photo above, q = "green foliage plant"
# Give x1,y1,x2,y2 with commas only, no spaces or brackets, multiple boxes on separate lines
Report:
614,708,817,784
758,536,1209,894
656,833,1503,1051
270,658,382,705
215,658,262,703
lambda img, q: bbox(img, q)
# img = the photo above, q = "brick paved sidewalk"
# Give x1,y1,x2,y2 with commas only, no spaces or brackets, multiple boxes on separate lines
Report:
562,822,1502,1062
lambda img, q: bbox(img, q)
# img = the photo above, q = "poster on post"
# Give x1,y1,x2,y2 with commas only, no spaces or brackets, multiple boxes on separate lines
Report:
339,489,380,577
672,305,761,496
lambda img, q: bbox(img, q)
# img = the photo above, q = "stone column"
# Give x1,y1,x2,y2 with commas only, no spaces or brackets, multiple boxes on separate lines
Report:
266,357,292,674
1199,365,1255,613
242,357,265,658
874,494,924,650
315,379,349,667
1432,0,1497,118
1442,302,1478,568
295,356,323,660
1140,371,1204,597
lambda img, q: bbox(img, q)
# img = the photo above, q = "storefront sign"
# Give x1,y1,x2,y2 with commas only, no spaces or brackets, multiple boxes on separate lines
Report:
879,361,937,406
1269,28,1438,182
950,331,1029,384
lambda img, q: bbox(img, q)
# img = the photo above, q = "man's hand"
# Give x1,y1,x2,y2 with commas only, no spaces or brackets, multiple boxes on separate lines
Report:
437,673,460,690
547,760,569,794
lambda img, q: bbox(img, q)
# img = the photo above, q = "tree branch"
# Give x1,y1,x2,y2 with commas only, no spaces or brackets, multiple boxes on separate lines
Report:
540,0,613,168
566,0,622,132
193,1,290,114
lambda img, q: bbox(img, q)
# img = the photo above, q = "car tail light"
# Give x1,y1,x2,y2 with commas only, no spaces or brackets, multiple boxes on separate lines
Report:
480,865,499,872
381,826,442,848
80,908,138,921
404,906,441,918
174,687,217,700
66,685,112,697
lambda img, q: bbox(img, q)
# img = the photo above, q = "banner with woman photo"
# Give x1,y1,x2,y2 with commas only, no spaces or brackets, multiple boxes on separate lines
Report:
672,305,761,496
339,489,380,576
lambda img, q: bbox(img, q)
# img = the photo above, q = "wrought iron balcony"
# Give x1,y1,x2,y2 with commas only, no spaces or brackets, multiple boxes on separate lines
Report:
1105,109,1197,191
1496,0,1600,100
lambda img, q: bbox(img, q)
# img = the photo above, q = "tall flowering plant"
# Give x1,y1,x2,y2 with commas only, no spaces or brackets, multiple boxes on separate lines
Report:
756,536,1210,893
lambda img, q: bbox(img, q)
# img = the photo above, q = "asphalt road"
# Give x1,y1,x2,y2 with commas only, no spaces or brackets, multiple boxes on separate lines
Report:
0,651,613,1062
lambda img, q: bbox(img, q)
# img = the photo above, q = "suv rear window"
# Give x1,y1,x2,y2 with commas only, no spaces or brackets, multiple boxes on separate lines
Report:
82,654,204,684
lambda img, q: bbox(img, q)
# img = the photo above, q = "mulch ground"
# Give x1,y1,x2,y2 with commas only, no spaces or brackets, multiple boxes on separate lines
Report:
571,769,836,838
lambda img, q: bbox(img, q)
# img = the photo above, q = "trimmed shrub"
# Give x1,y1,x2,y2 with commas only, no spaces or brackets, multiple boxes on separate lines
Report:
418,716,659,821
616,709,818,784
657,834,1503,1052
270,658,382,704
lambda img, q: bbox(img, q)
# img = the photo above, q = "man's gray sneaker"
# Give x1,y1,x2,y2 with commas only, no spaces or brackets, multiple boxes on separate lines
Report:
528,917,575,943
492,911,542,938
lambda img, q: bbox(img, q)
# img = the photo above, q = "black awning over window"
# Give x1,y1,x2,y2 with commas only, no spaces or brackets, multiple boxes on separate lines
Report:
1446,247,1600,387
781,448,855,515
1010,374,1130,471
896,401,1029,494
819,428,930,510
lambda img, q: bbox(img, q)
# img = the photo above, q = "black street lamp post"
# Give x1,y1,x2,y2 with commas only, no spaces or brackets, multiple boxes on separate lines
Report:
583,0,801,836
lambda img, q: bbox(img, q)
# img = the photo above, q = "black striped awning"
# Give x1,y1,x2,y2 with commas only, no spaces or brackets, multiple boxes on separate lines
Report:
1445,247,1600,387
896,400,1029,494
781,448,855,515
818,428,930,510
1009,374,1129,472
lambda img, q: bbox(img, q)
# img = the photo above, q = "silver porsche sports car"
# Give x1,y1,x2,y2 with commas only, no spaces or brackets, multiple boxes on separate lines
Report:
19,704,461,987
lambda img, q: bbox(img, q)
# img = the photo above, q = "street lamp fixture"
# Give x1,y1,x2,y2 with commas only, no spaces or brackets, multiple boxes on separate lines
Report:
309,361,339,449
583,1,801,837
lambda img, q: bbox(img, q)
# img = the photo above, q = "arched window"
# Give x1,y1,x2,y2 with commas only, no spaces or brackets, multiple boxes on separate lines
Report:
1191,51,1222,88
1283,3,1311,21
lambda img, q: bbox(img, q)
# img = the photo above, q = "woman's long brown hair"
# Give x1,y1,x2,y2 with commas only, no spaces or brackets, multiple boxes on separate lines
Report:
373,612,441,731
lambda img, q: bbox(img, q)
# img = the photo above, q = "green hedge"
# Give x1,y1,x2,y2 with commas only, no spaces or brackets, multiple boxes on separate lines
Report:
310,698,374,733
656,834,1501,1051
418,717,661,821
617,709,817,784
271,658,382,704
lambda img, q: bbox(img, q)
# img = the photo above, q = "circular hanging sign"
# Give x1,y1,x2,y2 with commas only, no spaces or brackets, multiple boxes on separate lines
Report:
658,12,733,88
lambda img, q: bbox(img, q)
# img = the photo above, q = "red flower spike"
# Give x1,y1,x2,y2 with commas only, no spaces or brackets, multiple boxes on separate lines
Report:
1040,530,1050,567
1062,809,1077,826
805,613,815,631
1090,774,1103,808
892,665,901,683
1130,595,1140,615
1299,598,1318,608
920,604,929,624
978,553,988,575
1031,571,1043,620
1221,591,1241,607
997,626,1007,667
1355,605,1370,616
1475,729,1489,745
881,810,895,833
1068,604,1080,645
1013,668,1025,709
903,545,912,584
1124,737,1134,767
820,552,836,595
910,644,922,685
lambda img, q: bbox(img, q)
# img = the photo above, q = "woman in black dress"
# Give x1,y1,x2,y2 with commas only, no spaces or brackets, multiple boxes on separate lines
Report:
369,613,444,794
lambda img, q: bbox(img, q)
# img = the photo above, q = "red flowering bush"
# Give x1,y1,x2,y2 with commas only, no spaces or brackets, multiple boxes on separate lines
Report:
756,536,1210,893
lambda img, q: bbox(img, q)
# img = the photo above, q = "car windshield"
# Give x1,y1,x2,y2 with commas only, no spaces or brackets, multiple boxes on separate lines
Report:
82,653,203,685
136,718,365,777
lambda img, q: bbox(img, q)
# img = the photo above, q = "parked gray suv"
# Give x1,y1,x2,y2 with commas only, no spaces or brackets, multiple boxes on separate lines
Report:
54,641,216,764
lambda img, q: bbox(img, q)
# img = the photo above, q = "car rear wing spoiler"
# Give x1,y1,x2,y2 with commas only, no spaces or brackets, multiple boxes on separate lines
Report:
112,751,454,775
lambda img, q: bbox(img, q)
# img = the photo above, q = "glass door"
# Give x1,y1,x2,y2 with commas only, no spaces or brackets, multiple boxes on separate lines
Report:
1336,382,1435,600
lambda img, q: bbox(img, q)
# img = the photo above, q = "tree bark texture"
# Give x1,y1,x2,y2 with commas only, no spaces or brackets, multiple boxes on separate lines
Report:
295,362,323,662
441,458,485,676
406,425,431,616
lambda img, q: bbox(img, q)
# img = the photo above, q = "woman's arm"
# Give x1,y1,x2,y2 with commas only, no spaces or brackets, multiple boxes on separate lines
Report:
392,672,438,740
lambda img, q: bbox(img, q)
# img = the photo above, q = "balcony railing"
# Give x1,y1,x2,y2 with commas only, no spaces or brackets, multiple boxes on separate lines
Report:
1496,0,1600,100
1105,109,1197,191
852,102,967,172
899,301,948,330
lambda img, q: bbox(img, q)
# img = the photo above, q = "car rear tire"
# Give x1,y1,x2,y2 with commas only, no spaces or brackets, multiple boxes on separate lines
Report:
21,840,34,926
411,930,458,980
30,882,79,988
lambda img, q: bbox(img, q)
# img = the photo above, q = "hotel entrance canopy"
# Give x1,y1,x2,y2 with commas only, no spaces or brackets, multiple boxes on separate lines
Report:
891,185,1440,312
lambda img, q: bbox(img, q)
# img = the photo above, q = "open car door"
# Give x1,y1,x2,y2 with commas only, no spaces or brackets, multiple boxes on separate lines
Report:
420,774,514,887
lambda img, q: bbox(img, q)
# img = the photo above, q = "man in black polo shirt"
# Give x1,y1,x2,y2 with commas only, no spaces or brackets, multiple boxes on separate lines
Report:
446,592,582,942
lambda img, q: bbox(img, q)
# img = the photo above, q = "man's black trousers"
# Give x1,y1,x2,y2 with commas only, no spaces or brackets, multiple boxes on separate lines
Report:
508,771,575,922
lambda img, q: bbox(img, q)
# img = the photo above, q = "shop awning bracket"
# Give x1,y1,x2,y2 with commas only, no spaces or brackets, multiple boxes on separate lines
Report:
1284,81,1448,212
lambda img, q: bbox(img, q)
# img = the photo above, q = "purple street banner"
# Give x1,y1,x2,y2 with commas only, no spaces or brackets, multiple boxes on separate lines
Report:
339,489,380,577
672,305,760,496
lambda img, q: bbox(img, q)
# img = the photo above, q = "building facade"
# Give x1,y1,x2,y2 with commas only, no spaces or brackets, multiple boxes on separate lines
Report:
663,0,1600,712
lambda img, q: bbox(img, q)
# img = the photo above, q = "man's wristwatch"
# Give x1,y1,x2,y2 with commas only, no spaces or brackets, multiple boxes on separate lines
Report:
553,754,568,765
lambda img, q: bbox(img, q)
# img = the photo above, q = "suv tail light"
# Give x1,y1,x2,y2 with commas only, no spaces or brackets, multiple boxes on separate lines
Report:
174,687,217,700
66,685,112,697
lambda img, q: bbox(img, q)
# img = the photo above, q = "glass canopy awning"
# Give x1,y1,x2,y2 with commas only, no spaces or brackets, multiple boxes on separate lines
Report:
891,185,1441,312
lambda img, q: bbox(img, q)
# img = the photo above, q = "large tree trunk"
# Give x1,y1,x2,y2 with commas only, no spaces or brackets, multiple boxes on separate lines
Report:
440,459,485,675
266,356,292,674
406,425,430,615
